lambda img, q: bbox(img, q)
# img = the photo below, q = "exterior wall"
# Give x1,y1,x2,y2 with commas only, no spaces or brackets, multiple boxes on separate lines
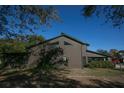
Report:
28,44,43,66
28,38,62,65
58,37,87,68
28,36,87,68
86,52,106,57
81,45,88,66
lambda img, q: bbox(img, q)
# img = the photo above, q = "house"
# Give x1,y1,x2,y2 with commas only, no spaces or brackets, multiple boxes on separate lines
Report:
27,33,110,69
119,50,124,63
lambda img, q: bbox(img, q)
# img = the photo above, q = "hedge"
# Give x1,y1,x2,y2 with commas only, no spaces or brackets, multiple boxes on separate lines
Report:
87,61,114,69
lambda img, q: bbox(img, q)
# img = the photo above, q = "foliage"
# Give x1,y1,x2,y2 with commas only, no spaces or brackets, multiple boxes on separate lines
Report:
0,34,45,69
0,5,60,38
0,42,26,53
109,49,121,59
82,5,124,28
33,47,66,73
96,49,109,56
0,35,45,53
0,53,28,69
88,61,114,69
26,35,45,46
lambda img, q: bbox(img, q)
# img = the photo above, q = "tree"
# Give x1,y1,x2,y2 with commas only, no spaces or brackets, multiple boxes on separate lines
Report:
0,40,26,53
32,47,65,74
110,49,124,71
109,49,119,58
0,35,45,53
96,49,109,56
82,5,124,29
27,35,45,46
0,35,45,69
0,5,60,38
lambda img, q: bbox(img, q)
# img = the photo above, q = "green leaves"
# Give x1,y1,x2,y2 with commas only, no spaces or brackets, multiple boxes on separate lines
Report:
0,42,26,53
0,6,60,38
82,5,124,28
0,35,45,53
88,61,114,69
82,5,96,17
27,35,45,46
34,47,64,73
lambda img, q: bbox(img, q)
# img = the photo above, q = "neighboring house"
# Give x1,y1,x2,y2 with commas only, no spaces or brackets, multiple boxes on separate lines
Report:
119,50,124,63
27,33,110,69
110,50,124,64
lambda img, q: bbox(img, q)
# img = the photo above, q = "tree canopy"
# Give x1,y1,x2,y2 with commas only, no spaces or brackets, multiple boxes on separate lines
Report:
0,35,45,53
82,5,124,29
0,5,60,38
96,49,109,56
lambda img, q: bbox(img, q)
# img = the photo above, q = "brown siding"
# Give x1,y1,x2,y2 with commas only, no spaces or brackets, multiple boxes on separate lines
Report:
28,45,43,65
28,36,87,69
59,37,87,68
86,51,106,57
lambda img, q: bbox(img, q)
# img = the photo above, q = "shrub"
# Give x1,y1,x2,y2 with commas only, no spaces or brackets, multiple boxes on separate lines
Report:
88,61,114,69
0,53,29,69
33,47,65,74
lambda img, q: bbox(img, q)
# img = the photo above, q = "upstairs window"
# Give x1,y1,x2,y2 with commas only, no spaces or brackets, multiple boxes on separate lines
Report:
64,41,72,45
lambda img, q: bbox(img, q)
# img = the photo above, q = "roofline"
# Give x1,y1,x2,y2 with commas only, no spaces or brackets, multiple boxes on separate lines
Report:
26,35,61,49
27,33,89,49
61,33,89,46
119,50,124,53
86,50,111,57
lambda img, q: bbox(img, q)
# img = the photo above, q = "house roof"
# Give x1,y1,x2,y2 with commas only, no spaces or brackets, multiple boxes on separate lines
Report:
27,33,89,49
86,50,111,57
119,50,124,53
61,33,89,46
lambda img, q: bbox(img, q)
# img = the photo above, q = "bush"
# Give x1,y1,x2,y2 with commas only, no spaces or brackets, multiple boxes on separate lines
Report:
88,61,114,69
32,47,66,74
0,53,29,69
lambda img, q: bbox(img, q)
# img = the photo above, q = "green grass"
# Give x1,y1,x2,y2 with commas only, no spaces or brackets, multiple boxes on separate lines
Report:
84,68,124,77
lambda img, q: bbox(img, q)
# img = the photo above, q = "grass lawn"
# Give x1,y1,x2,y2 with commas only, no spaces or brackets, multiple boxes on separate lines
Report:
83,68,124,77
0,68,124,88
59,68,124,77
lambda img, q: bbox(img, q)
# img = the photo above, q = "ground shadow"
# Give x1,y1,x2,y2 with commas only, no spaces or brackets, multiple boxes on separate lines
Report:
89,79,124,88
0,72,84,88
0,70,124,88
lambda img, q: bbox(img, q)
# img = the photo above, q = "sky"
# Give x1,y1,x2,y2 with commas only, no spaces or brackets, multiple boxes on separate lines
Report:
35,6,124,51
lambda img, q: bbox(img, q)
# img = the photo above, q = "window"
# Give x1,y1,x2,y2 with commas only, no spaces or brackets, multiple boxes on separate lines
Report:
64,41,72,45
62,56,68,66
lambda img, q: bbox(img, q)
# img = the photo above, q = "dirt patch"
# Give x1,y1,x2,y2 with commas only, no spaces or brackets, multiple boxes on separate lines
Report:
55,68,124,87
0,68,124,88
